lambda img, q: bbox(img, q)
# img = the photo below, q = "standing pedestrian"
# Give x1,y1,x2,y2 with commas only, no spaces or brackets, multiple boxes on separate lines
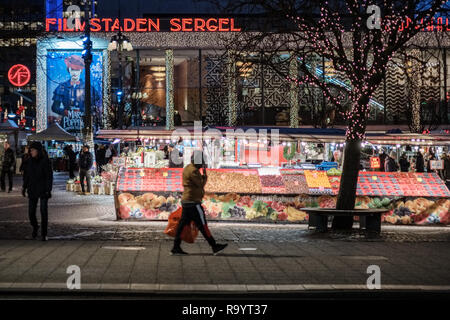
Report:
168,143,183,168
22,142,53,241
78,145,93,195
415,151,425,172
426,150,436,173
399,152,410,172
171,150,227,255
379,149,387,172
96,145,106,174
385,151,399,172
442,153,450,180
1,141,15,192
19,145,31,175
64,145,77,179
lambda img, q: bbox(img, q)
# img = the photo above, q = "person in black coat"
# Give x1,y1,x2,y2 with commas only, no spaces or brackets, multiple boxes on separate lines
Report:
78,145,93,194
64,145,77,179
19,146,30,175
96,145,106,174
399,153,410,172
1,141,15,192
168,144,183,168
415,151,425,173
22,141,53,241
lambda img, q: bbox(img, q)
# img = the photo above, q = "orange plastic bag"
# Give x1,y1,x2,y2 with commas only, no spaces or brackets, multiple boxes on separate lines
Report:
164,207,199,243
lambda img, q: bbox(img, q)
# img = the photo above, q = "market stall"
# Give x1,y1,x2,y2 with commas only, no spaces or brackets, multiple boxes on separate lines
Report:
97,127,450,225
114,167,450,225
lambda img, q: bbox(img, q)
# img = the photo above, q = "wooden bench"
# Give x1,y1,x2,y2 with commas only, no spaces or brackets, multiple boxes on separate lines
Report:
302,208,390,234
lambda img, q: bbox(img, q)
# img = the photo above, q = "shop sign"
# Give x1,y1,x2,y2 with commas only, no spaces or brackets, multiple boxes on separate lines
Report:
370,156,381,169
430,160,444,170
45,18,241,32
8,64,31,87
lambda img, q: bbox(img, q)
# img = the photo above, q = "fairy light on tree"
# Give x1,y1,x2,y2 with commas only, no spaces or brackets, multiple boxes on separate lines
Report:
217,0,448,230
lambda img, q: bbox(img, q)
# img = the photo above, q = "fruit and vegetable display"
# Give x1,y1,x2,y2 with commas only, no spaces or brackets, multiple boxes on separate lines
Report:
115,168,450,224
117,192,180,219
204,169,262,194
304,170,333,195
383,198,450,225
331,172,450,197
282,174,309,194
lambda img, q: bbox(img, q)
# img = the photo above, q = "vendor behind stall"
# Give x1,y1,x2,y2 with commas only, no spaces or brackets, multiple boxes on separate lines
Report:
168,143,183,168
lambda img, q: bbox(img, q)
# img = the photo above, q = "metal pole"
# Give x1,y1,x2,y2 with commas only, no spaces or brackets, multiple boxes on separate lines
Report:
83,1,92,144
322,55,326,128
443,48,448,124
199,49,202,122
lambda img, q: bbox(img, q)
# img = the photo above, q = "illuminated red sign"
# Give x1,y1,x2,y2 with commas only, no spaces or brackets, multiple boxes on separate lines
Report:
8,64,31,87
45,18,241,32
370,157,381,169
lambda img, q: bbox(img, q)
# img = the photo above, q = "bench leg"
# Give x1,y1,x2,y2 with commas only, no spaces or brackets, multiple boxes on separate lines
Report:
308,214,328,232
365,214,381,233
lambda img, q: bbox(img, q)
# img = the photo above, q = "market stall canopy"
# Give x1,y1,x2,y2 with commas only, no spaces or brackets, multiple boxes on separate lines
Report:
96,126,450,145
27,122,78,142
0,120,19,132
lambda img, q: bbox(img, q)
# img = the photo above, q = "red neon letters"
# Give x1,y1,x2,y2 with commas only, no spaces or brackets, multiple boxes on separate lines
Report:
45,18,241,32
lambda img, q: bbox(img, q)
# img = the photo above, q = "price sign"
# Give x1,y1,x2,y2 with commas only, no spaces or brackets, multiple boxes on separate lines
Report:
370,157,381,169
430,160,444,170
372,176,378,181
163,172,168,177
417,177,423,182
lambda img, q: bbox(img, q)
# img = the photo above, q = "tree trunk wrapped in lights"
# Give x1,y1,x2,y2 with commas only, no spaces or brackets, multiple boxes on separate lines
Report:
407,49,422,133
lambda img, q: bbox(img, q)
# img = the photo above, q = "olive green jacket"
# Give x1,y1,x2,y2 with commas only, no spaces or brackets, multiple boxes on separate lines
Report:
182,163,207,203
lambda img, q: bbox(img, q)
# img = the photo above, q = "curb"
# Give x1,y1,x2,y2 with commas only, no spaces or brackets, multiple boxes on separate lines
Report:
1,283,449,294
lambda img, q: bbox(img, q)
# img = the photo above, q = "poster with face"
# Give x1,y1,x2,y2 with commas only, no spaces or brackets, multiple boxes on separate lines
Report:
47,50,103,136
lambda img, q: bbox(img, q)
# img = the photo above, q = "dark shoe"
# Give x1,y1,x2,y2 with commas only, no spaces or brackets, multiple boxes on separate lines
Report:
212,243,228,255
170,247,188,255
41,236,48,241
8,189,12,193
32,226,39,239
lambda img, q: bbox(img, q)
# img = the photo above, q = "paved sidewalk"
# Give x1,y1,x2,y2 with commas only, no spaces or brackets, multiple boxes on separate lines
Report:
0,238,449,294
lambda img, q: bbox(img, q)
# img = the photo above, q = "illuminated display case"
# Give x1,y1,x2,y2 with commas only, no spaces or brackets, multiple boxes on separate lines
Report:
115,167,450,225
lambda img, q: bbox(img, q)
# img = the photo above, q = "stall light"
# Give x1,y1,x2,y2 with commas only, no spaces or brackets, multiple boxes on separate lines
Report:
301,142,306,146
152,72,165,77
150,66,165,72
112,138,121,144
396,144,401,148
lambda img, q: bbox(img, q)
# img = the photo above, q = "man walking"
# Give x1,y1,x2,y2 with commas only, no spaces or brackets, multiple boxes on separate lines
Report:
1,141,15,192
22,142,53,241
171,150,227,255
78,145,93,195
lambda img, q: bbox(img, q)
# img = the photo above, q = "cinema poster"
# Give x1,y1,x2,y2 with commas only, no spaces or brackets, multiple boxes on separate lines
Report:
46,50,102,135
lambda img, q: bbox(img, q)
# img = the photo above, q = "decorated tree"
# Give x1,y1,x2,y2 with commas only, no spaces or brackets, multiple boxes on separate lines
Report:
214,0,449,229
